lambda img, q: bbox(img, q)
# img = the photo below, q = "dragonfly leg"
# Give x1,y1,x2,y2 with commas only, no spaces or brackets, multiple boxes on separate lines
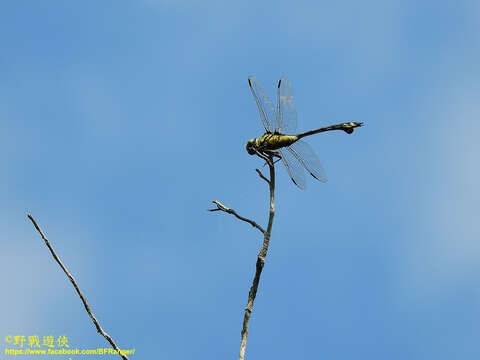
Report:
253,148,275,168
259,151,280,167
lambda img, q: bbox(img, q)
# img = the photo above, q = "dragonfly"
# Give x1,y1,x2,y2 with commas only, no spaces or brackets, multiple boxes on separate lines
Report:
246,76,363,189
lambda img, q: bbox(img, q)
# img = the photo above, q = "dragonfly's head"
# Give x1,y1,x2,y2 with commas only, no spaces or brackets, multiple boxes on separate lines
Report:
246,139,256,155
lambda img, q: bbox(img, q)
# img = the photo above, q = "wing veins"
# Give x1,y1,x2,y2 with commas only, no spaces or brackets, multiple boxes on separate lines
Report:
248,77,274,133
278,148,306,189
286,141,327,183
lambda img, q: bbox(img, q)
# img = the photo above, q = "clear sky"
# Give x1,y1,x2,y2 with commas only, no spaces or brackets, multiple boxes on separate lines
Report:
1,1,479,359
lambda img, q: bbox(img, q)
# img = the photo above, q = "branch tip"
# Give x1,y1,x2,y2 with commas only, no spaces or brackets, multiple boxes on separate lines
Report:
208,200,265,234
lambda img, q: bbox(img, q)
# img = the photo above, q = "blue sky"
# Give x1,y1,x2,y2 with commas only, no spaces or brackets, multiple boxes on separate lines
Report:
1,1,479,359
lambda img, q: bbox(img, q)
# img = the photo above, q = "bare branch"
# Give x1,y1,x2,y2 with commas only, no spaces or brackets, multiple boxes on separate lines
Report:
238,154,276,360
209,150,276,359
208,200,265,234
27,214,130,360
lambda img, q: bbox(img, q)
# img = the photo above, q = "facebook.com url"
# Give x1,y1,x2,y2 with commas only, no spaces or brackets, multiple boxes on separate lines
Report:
5,347,135,356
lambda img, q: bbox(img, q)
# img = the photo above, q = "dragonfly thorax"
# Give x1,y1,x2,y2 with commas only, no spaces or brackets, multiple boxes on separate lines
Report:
246,133,298,156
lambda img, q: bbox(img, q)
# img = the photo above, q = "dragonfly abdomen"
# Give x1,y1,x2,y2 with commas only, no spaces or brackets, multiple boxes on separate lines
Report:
297,122,363,139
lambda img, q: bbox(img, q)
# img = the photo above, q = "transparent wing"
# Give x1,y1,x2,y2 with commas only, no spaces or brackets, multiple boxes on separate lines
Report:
248,76,275,133
276,77,297,134
287,140,327,183
278,148,306,189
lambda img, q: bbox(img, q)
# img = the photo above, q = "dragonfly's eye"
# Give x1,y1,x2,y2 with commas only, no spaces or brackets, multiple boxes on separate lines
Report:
246,139,256,155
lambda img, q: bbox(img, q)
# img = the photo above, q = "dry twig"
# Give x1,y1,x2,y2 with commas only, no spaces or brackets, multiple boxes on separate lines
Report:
27,214,130,360
238,155,275,360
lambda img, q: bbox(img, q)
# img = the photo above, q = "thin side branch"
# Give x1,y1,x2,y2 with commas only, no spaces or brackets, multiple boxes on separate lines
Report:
238,154,276,360
208,200,265,234
255,169,269,184
27,214,130,360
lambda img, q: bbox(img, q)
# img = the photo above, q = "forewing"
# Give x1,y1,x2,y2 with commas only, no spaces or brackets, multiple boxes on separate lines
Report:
287,140,327,183
248,76,275,133
276,77,297,134
278,148,306,189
